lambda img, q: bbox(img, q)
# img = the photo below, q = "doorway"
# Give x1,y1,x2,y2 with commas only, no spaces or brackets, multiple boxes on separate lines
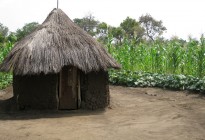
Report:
59,66,79,110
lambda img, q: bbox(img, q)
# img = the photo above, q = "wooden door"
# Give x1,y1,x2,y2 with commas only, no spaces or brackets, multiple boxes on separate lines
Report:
59,66,78,110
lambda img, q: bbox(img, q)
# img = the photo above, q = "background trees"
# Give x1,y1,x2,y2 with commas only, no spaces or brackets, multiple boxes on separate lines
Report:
74,14,99,36
120,17,144,41
0,23,9,37
139,14,167,41
0,23,9,46
15,22,39,41
73,13,166,44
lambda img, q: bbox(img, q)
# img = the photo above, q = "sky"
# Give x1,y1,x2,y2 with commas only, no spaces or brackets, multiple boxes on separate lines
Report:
0,0,205,40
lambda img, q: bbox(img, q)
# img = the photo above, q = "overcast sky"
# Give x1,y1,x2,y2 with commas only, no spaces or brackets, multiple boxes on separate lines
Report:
0,0,205,40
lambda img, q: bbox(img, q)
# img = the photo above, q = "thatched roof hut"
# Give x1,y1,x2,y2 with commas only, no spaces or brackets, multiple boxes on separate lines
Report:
0,8,120,75
0,8,120,110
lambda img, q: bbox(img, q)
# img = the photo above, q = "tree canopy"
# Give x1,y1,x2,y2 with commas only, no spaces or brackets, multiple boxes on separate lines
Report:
73,13,167,44
74,14,99,36
0,23,9,46
139,14,167,41
0,23,9,37
15,22,39,41
120,17,144,40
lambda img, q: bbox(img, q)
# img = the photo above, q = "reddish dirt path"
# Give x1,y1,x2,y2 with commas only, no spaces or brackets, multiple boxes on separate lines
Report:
0,86,205,140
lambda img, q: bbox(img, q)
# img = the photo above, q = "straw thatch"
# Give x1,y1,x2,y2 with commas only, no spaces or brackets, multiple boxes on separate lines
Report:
0,8,120,75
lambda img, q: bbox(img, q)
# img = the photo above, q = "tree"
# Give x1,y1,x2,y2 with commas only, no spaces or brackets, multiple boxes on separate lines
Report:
96,22,109,43
170,35,186,46
0,23,9,47
110,27,124,45
139,14,166,41
0,23,9,37
6,32,17,44
120,17,144,41
0,33,5,44
15,22,39,41
73,14,99,36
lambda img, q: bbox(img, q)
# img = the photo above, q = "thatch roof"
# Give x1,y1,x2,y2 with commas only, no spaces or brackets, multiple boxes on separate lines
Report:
0,8,120,75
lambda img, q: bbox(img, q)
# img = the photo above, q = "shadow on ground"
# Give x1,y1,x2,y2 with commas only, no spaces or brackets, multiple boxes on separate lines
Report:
0,97,105,120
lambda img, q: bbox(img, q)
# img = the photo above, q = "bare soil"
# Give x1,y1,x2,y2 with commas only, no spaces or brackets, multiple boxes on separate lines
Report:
0,86,205,140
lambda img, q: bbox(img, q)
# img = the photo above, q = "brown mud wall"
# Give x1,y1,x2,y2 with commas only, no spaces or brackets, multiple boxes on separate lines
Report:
13,74,58,110
80,71,110,110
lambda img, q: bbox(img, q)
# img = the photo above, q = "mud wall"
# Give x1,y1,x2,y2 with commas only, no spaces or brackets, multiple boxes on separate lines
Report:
80,71,110,110
13,74,58,110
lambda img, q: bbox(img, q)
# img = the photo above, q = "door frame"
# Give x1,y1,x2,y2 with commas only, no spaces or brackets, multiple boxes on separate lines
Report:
58,66,81,110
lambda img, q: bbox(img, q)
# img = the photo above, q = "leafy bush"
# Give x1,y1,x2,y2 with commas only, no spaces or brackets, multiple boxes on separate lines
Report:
0,73,12,89
109,70,205,92
0,42,13,89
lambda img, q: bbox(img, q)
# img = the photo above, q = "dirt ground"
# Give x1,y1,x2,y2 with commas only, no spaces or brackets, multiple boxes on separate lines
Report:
0,86,205,140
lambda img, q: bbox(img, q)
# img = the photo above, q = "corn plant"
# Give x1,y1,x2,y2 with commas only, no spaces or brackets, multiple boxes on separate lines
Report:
108,34,205,78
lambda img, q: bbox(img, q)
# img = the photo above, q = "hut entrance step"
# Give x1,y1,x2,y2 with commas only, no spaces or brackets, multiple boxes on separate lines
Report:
59,66,79,110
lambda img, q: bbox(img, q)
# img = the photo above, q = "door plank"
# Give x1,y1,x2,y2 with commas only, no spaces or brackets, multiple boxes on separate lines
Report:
59,66,78,110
